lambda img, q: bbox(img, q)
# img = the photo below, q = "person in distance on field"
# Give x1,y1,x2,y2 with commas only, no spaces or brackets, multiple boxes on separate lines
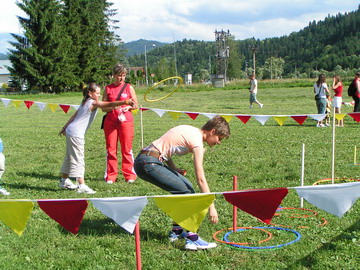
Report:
314,73,330,127
134,116,230,251
332,75,344,127
351,72,360,112
0,138,10,196
249,73,263,109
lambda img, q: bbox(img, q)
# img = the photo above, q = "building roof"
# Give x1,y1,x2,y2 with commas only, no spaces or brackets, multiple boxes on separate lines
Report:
0,60,11,75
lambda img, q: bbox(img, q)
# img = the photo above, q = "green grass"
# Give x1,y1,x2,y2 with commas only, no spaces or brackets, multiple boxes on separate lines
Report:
0,84,359,269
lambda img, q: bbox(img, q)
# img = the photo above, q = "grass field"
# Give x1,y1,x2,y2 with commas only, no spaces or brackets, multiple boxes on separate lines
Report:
0,84,359,270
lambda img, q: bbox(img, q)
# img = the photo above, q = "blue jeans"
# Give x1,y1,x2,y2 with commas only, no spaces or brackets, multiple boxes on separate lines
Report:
316,98,327,114
134,153,195,194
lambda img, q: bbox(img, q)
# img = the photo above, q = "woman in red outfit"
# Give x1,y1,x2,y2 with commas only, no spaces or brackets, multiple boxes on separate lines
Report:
332,75,344,127
102,64,138,184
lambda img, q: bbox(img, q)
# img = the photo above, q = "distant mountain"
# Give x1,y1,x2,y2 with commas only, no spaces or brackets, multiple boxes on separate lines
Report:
0,53,8,60
124,39,168,56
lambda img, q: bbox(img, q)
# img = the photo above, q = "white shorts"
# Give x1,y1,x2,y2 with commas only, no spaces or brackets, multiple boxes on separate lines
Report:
61,135,85,178
333,96,342,109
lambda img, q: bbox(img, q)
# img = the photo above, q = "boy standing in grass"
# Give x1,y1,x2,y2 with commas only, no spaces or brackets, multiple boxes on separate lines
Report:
134,116,230,250
249,73,263,109
0,138,10,195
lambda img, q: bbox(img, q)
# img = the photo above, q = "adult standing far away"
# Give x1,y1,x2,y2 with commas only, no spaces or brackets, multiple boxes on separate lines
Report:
314,73,330,127
249,73,263,109
332,75,344,127
102,64,138,184
351,72,360,112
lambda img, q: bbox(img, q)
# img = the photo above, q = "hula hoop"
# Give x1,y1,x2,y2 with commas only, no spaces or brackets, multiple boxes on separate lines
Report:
213,227,273,245
312,177,360,186
223,227,301,250
144,76,183,102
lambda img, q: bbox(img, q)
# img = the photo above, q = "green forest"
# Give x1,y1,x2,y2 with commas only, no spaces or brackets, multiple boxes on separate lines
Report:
3,1,360,91
127,6,360,82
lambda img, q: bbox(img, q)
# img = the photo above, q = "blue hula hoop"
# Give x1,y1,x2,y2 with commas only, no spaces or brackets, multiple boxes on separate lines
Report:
223,226,301,249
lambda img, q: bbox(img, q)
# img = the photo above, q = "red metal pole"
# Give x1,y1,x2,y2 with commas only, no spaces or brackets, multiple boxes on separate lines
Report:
233,175,237,232
135,221,142,270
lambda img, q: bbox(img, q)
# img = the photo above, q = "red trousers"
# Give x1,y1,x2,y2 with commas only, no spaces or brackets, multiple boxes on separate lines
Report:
103,116,136,182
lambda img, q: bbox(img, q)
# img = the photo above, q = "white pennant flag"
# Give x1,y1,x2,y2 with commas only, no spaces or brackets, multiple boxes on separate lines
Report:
34,102,46,111
294,182,360,217
1,98,11,107
201,113,217,119
71,105,79,111
308,114,326,121
91,197,148,234
151,108,166,117
253,115,271,126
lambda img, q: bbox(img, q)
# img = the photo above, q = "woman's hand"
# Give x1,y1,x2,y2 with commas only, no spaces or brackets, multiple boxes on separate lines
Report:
208,205,218,224
59,127,66,136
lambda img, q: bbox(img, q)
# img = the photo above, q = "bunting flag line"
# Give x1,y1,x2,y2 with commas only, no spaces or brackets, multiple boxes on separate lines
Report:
38,199,88,234
291,115,308,125
0,200,34,236
236,115,251,124
1,98,11,107
273,116,288,126
154,194,215,232
91,197,148,234
48,103,58,113
24,100,34,109
294,182,360,217
223,188,289,224
12,100,22,108
253,115,271,126
59,104,70,113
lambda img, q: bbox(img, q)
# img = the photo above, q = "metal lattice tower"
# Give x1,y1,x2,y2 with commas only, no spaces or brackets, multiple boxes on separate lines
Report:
214,29,231,80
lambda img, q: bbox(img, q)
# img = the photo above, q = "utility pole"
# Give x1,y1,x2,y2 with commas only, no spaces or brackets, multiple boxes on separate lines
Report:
250,46,258,76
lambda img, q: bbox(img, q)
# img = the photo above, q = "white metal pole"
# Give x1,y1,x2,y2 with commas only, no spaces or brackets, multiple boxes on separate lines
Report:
140,105,144,149
354,146,357,166
331,106,336,184
300,143,305,207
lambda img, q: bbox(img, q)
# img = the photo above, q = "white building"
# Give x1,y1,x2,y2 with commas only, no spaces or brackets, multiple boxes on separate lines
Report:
0,60,11,86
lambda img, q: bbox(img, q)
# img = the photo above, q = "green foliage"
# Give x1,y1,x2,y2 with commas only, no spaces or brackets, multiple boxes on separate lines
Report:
0,82,359,269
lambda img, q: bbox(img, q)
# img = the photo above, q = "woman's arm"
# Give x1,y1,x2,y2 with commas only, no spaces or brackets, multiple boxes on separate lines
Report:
192,147,218,224
129,85,139,110
92,99,134,111
101,89,117,113
59,111,78,136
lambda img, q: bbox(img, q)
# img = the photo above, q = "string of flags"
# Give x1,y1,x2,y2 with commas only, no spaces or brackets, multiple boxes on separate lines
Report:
2,97,360,126
0,182,359,236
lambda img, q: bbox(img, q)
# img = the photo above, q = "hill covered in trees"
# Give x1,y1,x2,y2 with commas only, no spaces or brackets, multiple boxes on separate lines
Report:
127,6,360,82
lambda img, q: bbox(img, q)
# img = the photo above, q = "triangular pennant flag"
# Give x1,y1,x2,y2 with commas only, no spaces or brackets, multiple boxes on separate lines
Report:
140,107,149,111
1,98,11,107
223,188,288,224
294,182,360,217
0,201,34,236
308,114,326,121
154,194,215,232
185,112,199,120
168,111,182,120
201,113,217,119
348,113,360,122
24,101,34,109
48,103,58,113
220,115,233,123
236,115,251,124
91,197,148,234
151,108,166,117
291,115,307,125
59,104,71,113
335,113,346,121
273,116,288,126
71,105,80,111
35,102,46,111
38,200,88,234
12,100,22,108
131,109,139,115
253,115,271,126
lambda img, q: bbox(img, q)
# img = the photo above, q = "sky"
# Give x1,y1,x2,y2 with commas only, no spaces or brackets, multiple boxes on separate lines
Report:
0,0,358,53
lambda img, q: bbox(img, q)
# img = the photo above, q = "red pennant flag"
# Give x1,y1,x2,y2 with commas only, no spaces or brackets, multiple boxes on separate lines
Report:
348,113,360,122
223,188,288,224
59,104,71,113
24,101,34,109
291,115,308,125
140,108,149,111
236,115,251,124
185,112,199,120
38,200,88,234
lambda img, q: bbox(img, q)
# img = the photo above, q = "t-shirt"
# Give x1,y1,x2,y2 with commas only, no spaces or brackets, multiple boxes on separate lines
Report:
314,82,328,98
150,125,203,161
66,99,97,138
250,79,258,94
105,83,134,122
333,83,343,97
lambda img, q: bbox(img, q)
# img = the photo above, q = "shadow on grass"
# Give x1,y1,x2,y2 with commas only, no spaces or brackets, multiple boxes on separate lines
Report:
289,219,360,268
7,182,59,192
16,171,59,181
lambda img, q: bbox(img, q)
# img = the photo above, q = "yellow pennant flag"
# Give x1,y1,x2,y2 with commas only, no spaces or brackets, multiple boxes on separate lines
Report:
154,194,215,232
220,115,233,123
0,201,34,236
273,116,288,126
12,100,22,108
168,111,182,120
131,109,139,115
48,103,58,112
335,113,346,121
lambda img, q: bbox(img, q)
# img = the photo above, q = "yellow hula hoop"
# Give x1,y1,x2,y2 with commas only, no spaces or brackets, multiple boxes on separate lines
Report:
144,76,183,102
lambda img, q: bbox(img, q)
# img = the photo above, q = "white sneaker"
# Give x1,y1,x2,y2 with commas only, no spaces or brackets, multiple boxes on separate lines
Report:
77,184,96,194
59,178,78,189
126,179,136,183
325,123,330,127
185,237,217,250
249,105,253,109
259,103,264,108
0,188,10,196
106,180,114,184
